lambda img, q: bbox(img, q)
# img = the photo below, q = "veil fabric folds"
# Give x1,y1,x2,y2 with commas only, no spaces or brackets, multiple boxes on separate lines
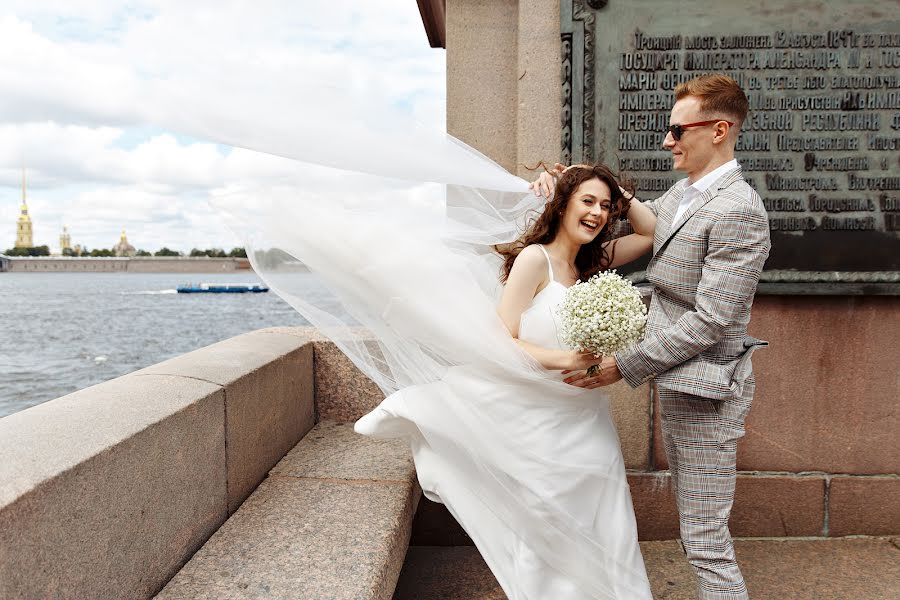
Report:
212,162,549,396
155,81,651,598
211,156,652,600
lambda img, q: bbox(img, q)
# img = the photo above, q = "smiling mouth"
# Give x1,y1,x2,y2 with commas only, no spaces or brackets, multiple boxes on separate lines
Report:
580,220,600,231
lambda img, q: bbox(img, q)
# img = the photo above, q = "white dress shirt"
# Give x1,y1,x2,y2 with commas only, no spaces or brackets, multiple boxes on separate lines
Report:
672,159,739,224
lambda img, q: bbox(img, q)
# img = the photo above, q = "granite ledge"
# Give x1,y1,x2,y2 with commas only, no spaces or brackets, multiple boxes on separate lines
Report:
155,477,418,600
156,421,420,600
269,420,415,483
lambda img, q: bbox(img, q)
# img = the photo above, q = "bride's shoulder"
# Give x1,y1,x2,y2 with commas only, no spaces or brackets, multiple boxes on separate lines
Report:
509,244,548,279
514,244,547,265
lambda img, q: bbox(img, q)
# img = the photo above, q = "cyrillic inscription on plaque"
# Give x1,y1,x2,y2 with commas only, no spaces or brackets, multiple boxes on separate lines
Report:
562,0,899,275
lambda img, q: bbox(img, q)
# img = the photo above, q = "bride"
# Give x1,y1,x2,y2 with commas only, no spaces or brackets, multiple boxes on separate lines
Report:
351,163,658,599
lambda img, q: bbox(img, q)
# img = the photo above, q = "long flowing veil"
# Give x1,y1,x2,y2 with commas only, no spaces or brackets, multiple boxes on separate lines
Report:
208,143,558,398
23,63,650,597
191,92,650,597
132,74,565,395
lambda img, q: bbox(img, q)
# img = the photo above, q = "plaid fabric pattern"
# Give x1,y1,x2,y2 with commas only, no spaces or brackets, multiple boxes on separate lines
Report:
612,167,770,598
614,167,771,397
658,383,753,600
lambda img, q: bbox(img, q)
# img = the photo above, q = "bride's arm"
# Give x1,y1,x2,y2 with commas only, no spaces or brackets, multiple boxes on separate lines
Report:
603,234,653,270
622,190,657,236
601,190,658,269
497,246,597,371
514,338,597,372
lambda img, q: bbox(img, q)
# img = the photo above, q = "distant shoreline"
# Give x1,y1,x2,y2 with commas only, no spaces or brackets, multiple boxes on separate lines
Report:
0,256,252,273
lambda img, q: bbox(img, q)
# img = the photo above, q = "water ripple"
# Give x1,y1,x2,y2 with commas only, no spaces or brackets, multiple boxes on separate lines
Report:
0,272,322,419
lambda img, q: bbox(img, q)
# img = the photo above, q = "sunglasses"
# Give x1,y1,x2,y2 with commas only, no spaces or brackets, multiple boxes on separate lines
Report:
666,119,734,141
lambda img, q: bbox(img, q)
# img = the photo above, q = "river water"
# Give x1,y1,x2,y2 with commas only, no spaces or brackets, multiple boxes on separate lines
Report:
0,272,329,418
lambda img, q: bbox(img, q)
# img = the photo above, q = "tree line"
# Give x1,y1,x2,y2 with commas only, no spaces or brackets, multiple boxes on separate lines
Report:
3,246,248,258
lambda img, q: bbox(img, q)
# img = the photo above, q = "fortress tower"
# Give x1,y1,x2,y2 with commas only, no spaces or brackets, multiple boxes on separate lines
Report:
15,167,33,248
59,225,72,253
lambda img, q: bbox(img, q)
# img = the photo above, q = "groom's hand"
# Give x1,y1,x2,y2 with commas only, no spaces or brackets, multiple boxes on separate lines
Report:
562,356,623,389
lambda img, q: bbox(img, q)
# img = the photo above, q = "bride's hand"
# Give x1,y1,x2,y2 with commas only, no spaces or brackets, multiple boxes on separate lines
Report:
529,163,567,198
566,349,601,372
618,185,635,201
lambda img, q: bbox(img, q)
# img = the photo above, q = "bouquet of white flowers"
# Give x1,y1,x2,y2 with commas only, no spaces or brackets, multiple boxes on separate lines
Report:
556,271,647,374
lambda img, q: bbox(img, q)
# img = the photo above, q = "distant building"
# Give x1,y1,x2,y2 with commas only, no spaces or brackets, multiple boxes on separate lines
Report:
113,230,136,257
59,226,72,253
15,168,33,248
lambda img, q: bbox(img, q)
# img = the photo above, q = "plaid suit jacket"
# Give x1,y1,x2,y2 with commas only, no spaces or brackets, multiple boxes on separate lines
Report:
614,166,771,400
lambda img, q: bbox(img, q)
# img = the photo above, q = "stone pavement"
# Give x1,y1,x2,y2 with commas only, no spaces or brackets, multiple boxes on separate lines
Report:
395,537,900,599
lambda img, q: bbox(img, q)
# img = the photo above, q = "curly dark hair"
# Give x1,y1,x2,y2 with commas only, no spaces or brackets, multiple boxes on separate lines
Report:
497,163,633,283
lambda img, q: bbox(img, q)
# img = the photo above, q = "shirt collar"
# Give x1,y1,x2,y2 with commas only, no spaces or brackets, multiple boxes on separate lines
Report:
685,159,739,196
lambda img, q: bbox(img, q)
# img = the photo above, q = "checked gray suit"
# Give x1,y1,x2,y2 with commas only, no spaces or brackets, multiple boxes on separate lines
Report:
614,165,771,599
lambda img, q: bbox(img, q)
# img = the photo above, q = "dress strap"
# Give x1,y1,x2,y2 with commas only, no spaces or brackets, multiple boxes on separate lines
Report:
536,244,554,281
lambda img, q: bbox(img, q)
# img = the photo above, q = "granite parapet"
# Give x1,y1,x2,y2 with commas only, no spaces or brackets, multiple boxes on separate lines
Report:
0,374,226,600
135,328,316,513
0,327,318,599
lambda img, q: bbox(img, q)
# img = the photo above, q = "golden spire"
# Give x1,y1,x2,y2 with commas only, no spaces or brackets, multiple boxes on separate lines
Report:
15,166,34,248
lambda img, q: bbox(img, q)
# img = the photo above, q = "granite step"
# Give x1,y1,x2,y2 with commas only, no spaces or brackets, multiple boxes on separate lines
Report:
395,538,900,599
155,420,420,600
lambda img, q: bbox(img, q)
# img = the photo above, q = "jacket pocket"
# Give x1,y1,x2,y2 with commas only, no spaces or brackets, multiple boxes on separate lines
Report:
729,337,768,397
657,337,768,401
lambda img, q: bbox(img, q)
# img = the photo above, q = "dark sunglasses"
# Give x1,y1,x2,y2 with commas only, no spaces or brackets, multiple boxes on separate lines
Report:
666,119,734,141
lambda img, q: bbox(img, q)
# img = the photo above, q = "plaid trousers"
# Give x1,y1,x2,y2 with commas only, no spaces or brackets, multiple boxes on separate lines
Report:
657,381,754,600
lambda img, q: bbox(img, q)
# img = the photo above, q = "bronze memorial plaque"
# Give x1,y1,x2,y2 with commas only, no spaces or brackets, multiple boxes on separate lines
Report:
561,0,899,289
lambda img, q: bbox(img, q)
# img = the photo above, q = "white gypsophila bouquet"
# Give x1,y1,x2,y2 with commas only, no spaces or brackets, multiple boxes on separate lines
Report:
556,271,647,364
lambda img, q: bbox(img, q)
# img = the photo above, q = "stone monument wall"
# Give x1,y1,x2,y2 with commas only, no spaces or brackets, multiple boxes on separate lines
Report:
445,0,899,536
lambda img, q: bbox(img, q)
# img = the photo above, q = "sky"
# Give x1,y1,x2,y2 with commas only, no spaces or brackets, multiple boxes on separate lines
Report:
0,1,446,253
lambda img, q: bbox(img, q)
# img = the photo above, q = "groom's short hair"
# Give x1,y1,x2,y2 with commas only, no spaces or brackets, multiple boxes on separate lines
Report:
675,74,749,128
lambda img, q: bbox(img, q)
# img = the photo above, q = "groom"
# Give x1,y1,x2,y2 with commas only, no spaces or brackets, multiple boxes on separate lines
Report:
535,73,770,599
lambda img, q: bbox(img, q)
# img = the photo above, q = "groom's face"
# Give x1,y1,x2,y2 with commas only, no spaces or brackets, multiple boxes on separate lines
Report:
664,95,713,176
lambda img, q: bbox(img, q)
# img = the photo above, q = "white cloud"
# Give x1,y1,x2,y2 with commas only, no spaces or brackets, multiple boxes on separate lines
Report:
0,2,446,252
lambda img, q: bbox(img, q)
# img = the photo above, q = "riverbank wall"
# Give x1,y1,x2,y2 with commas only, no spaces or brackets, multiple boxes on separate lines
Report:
0,256,251,273
1,313,897,598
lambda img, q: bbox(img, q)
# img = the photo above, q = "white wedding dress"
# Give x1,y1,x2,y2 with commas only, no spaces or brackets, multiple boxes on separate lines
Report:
356,245,652,599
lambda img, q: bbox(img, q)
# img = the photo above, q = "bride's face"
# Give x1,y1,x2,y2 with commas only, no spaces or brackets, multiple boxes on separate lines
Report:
560,177,612,244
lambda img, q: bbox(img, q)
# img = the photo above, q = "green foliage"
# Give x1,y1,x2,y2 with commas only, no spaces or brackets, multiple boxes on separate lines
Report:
1,245,243,259
3,246,50,256
190,248,227,257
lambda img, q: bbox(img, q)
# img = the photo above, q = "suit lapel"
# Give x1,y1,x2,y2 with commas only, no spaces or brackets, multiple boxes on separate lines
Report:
654,183,683,253
654,167,744,256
